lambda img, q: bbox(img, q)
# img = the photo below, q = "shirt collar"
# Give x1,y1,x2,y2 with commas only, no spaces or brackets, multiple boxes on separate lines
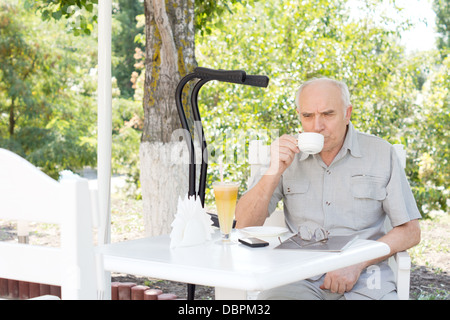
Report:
298,121,362,162
343,121,362,158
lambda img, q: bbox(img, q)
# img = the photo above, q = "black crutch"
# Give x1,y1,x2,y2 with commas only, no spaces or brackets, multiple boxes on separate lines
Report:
174,67,269,300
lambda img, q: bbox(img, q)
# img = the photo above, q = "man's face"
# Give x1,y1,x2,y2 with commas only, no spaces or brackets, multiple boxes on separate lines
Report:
297,80,352,155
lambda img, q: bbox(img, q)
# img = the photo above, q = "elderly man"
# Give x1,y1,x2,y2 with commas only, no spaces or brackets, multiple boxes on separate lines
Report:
235,77,421,300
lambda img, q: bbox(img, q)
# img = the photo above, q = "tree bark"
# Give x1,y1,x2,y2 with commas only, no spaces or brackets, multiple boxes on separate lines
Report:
141,0,196,236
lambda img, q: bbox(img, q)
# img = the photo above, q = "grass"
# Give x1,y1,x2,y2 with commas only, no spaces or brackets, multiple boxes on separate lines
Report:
408,211,449,300
408,211,449,266
414,288,449,300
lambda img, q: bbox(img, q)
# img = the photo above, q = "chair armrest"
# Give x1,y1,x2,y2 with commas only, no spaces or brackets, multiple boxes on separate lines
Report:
395,250,411,270
390,250,411,300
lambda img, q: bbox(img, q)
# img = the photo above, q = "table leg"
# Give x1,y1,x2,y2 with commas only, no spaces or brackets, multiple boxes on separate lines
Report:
187,283,195,300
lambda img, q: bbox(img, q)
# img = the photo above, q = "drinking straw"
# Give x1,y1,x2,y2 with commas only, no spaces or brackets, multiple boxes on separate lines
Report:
219,156,224,182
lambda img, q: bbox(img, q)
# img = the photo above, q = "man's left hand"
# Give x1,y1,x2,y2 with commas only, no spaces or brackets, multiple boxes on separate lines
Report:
320,263,365,294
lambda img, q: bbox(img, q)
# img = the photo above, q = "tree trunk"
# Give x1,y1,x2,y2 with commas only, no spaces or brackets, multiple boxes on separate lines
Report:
141,0,196,236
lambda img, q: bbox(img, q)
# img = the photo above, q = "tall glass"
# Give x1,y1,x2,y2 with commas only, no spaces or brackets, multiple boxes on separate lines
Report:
213,182,239,243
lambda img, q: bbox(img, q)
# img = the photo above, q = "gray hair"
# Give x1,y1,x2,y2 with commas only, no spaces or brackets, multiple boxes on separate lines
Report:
294,77,351,111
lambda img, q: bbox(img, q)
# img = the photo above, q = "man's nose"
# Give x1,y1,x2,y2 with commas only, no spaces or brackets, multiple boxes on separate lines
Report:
313,115,324,132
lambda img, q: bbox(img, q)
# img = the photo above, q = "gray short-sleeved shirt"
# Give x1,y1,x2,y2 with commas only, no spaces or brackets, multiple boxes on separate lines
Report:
248,122,421,299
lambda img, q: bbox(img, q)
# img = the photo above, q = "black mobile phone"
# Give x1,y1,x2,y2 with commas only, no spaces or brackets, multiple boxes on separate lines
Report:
238,237,269,248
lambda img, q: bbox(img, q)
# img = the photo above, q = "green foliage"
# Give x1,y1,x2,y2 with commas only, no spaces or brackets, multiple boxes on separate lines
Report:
26,0,98,36
2,0,447,216
433,0,450,57
111,0,144,99
196,0,449,216
1,0,145,186
195,0,259,36
111,93,143,197
0,0,98,178
407,54,449,215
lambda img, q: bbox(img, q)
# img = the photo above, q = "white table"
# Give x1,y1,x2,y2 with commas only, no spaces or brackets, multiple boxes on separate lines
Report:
97,230,390,300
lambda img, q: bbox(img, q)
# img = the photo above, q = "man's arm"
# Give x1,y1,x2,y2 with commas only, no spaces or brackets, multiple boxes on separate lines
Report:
235,173,281,228
321,219,421,294
362,218,421,268
235,135,299,228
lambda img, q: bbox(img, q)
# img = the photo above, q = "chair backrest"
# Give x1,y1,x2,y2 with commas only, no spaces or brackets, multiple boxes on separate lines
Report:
0,148,98,299
248,140,270,186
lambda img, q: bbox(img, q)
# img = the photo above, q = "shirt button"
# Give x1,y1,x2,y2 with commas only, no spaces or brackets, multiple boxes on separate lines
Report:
326,201,331,206
326,170,331,175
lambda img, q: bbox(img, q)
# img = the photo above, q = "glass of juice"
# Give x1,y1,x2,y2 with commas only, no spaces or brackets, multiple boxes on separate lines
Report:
212,181,239,243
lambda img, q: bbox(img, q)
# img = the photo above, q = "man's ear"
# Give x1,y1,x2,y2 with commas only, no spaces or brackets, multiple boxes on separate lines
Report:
345,105,353,123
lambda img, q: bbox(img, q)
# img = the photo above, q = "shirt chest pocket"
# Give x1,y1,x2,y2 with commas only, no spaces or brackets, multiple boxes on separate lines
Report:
283,180,310,195
282,179,315,222
351,175,387,200
351,175,387,229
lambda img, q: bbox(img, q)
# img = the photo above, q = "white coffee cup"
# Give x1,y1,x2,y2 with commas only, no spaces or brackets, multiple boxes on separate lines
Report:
297,132,324,154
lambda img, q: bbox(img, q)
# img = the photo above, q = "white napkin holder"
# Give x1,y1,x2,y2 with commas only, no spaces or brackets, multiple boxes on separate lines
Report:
170,194,214,248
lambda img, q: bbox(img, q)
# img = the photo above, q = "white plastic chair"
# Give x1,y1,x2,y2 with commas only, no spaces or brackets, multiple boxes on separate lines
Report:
247,141,411,300
0,148,99,299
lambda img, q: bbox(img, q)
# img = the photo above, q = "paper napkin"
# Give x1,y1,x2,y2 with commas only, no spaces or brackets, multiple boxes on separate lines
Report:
170,194,214,248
